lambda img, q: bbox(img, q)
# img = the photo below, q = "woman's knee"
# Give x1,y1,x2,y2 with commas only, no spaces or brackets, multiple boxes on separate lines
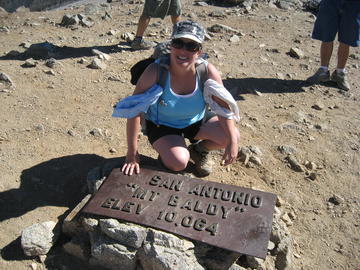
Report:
161,150,189,171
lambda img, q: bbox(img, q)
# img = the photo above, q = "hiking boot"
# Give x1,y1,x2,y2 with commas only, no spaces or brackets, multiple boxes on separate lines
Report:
131,39,155,50
306,68,330,84
188,143,214,177
331,70,350,91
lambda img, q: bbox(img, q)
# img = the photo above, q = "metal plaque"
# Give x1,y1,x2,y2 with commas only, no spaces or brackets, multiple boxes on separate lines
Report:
82,168,277,258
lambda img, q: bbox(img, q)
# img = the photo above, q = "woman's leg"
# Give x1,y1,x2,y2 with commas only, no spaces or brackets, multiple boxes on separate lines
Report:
152,135,190,172
194,116,240,150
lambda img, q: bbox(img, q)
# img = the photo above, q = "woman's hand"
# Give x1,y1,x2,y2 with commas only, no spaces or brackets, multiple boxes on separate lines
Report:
122,152,140,175
221,140,238,166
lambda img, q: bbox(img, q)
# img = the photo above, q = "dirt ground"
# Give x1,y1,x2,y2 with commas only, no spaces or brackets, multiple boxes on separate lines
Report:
0,0,359,269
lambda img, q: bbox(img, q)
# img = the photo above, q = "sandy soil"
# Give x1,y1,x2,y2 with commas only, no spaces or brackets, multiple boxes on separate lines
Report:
0,0,359,269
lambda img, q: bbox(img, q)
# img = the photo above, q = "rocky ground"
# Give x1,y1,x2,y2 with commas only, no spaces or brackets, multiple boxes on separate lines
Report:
0,0,359,269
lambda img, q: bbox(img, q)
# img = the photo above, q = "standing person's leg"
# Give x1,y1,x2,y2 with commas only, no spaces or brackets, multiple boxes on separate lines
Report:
135,15,151,38
320,41,334,67
336,42,350,69
330,43,351,92
307,0,338,84
307,41,333,83
169,0,182,25
330,0,360,91
131,0,157,50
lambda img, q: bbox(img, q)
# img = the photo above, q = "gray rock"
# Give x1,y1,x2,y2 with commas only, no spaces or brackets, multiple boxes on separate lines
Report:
246,256,265,269
306,172,317,181
138,230,204,270
21,221,60,257
80,17,94,28
195,244,241,270
99,219,147,249
311,102,324,110
249,145,263,156
63,234,91,261
0,26,9,32
44,69,56,76
195,1,209,6
229,265,247,270
242,0,253,9
278,145,297,155
107,30,118,36
278,0,292,10
121,32,135,43
0,72,14,86
229,35,240,43
84,3,111,15
307,0,321,10
90,231,137,270
67,129,76,136
289,47,304,59
275,237,293,270
89,58,107,69
304,161,317,170
328,194,344,205
285,155,304,172
268,241,276,251
102,11,112,20
238,146,262,166
82,218,99,232
279,122,306,134
209,10,226,18
90,128,103,137
23,58,37,67
249,156,262,166
60,14,80,26
271,219,290,246
208,24,240,34
45,58,60,68
25,42,56,59
92,49,110,61
87,166,106,194
147,229,194,251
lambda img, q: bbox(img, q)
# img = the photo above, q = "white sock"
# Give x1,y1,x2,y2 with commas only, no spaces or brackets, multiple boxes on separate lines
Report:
320,66,329,71
336,68,346,73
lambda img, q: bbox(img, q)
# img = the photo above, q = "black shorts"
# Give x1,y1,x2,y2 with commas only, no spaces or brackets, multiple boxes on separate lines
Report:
145,120,202,145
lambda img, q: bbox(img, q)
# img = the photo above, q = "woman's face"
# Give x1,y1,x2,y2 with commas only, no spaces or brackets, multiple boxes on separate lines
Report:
170,38,202,68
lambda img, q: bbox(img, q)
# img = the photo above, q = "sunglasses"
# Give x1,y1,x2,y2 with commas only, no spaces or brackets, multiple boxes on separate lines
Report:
171,39,202,52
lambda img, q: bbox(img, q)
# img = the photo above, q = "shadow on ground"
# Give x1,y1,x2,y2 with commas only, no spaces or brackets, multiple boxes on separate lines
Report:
223,77,308,100
0,152,197,266
0,153,166,223
0,41,132,61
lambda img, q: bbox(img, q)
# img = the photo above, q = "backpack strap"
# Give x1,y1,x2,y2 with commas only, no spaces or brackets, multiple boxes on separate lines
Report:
156,54,170,88
195,59,208,91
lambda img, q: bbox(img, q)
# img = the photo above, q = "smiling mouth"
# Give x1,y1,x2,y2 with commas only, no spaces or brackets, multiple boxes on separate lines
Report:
177,56,189,61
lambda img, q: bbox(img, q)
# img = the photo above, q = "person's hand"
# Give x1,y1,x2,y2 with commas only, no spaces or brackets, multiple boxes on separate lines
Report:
221,141,238,166
122,152,140,175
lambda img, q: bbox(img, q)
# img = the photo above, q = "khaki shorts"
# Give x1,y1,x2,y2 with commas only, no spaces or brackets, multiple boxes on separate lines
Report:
142,0,181,19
